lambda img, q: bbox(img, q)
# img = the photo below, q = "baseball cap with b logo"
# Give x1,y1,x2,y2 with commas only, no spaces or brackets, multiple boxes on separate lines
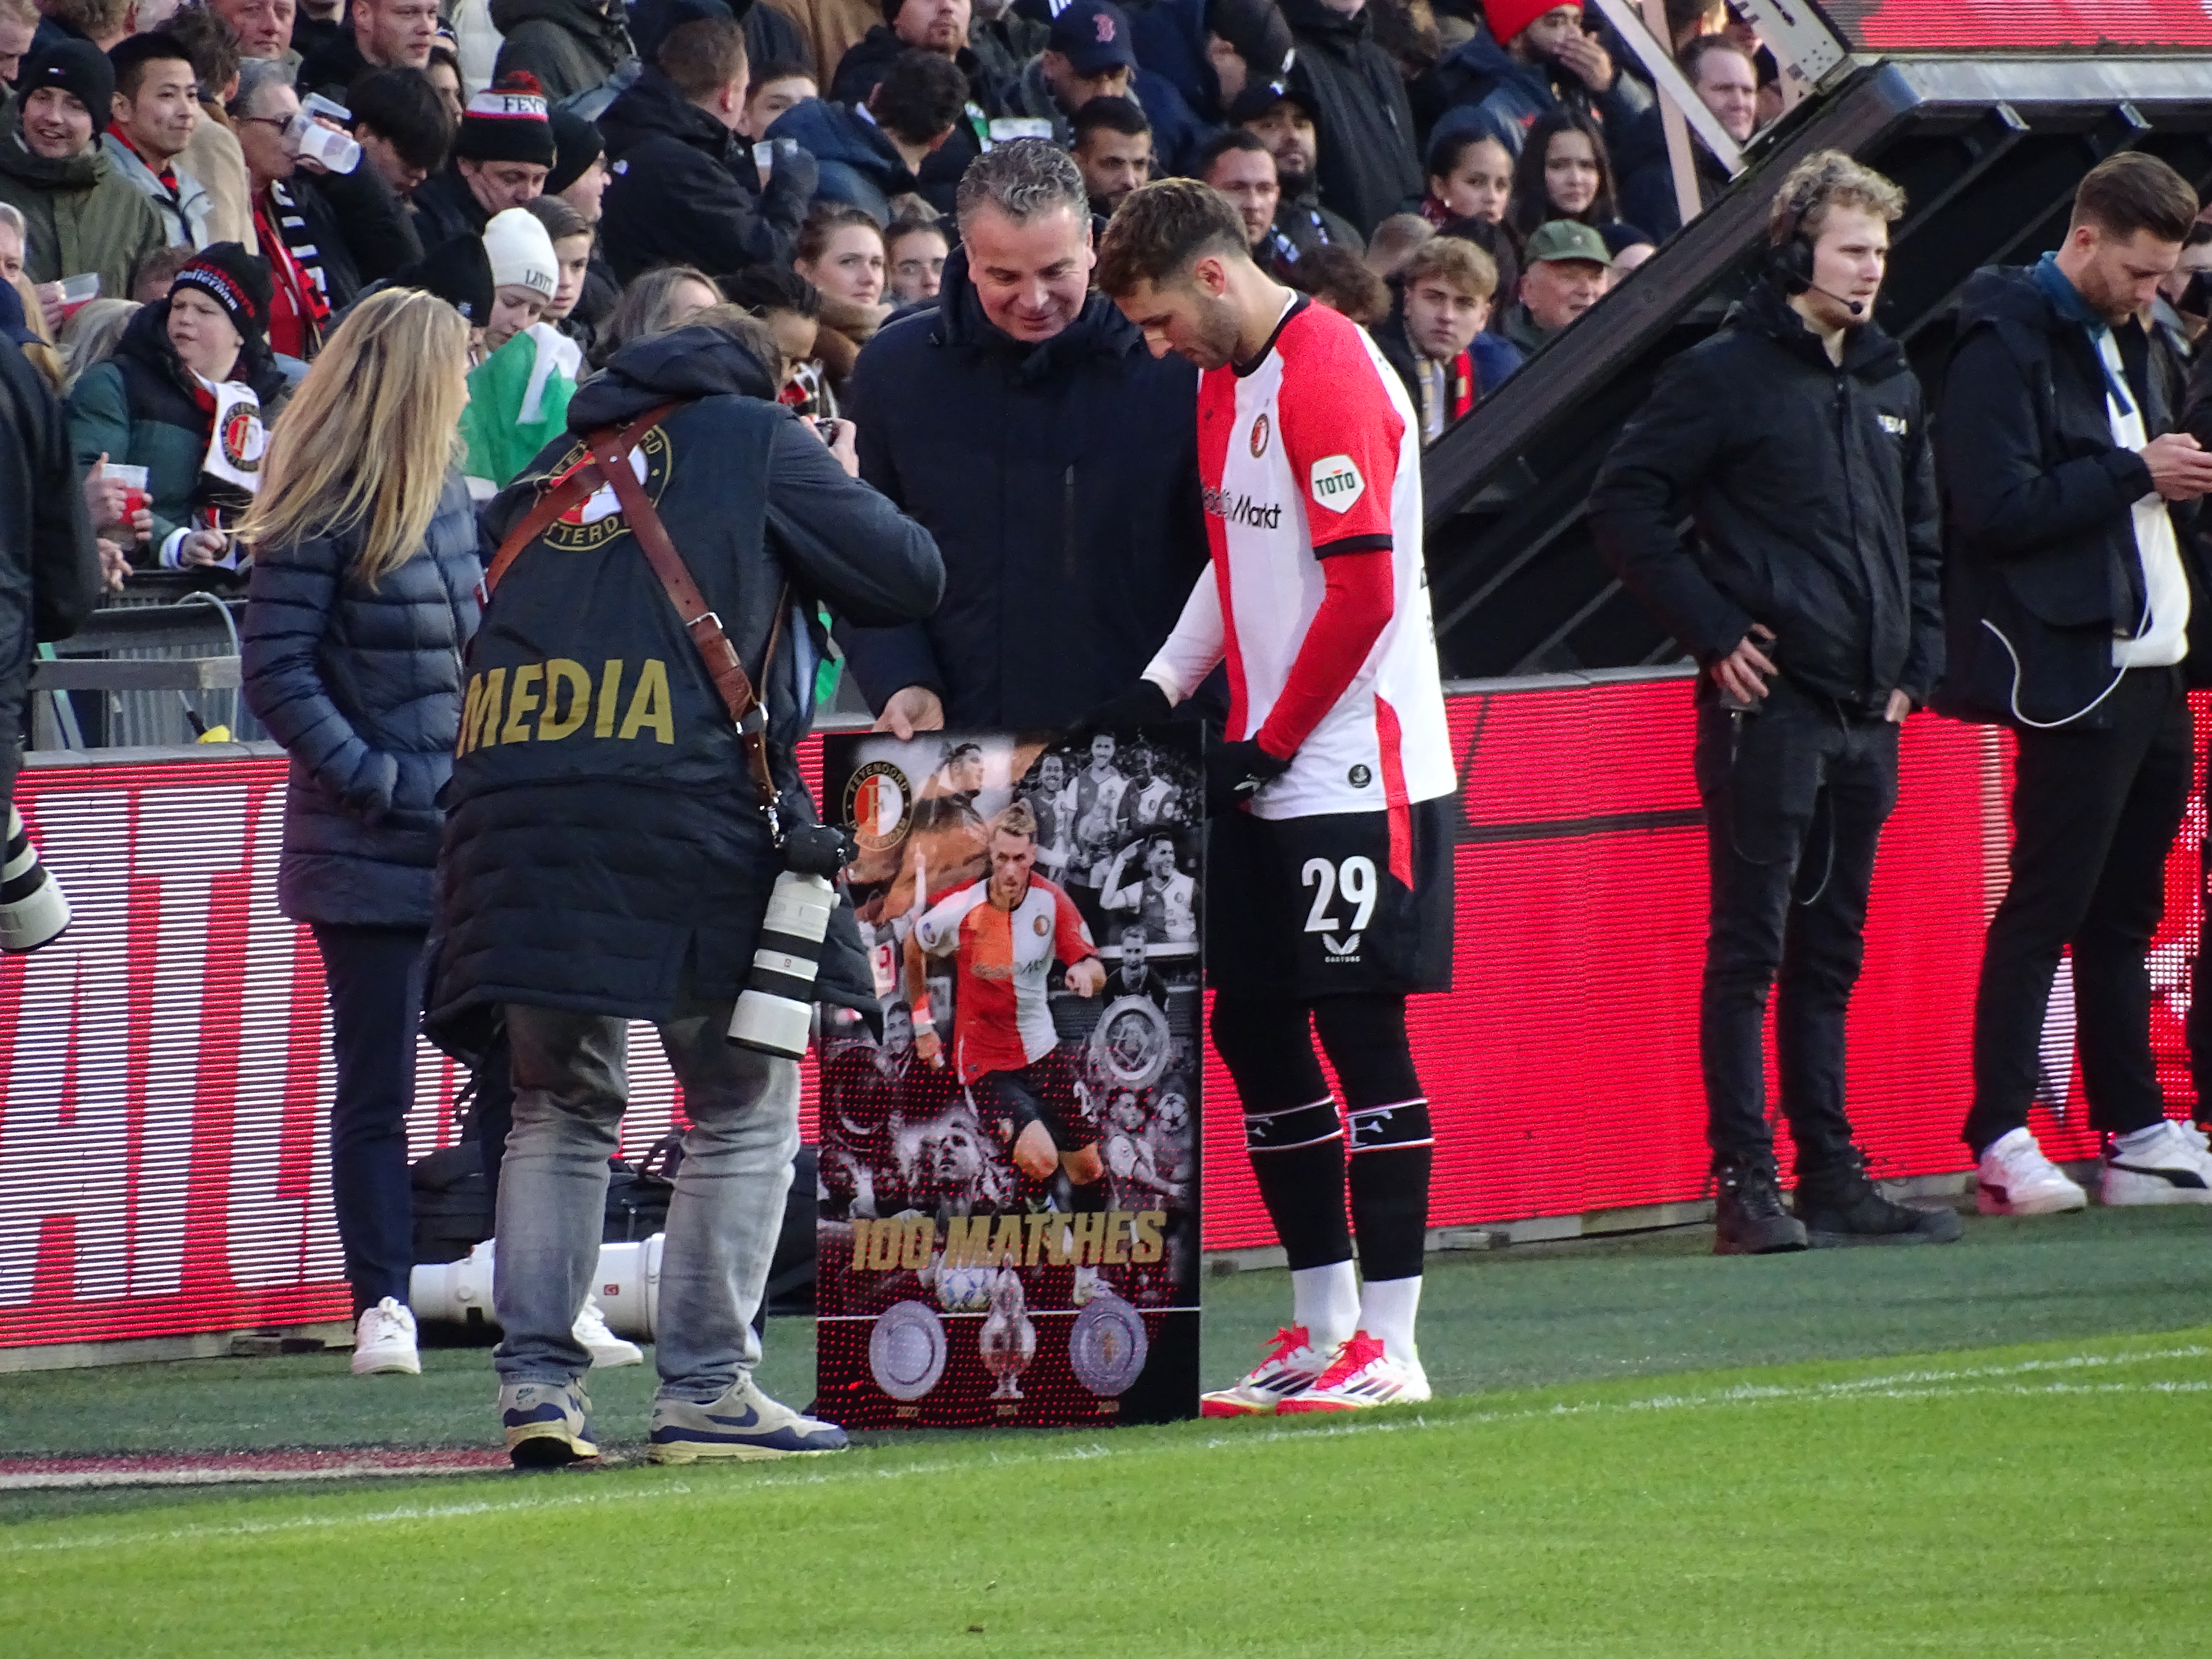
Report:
1050,0,1138,76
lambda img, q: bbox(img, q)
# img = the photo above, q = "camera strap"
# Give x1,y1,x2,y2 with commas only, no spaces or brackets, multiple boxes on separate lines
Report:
484,400,789,819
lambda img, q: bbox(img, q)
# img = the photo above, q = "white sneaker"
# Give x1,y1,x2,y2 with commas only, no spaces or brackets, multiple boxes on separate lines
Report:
351,1297,420,1375
1277,1331,1431,1414
1199,1324,1330,1418
573,1294,643,1367
2102,1119,2212,1206
1974,1127,2088,1216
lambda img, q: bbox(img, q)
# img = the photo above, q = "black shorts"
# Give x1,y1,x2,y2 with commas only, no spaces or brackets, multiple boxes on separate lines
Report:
969,1046,1099,1153
1207,796,1455,1001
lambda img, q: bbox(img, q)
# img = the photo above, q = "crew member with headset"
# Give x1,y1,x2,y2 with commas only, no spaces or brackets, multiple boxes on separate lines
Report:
1936,152,2212,1216
1590,150,1958,1255
429,311,943,1469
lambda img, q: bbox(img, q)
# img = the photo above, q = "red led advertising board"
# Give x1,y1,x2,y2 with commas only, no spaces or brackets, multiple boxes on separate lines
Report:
1821,0,2212,50
2,681,2203,1355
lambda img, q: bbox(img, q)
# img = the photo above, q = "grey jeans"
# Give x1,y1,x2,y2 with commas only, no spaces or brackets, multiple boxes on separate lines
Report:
492,999,800,1400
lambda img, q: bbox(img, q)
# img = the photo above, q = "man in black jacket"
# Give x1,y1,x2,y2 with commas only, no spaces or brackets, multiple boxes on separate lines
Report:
491,0,635,106
435,317,943,1468
1936,153,2212,1217
830,0,1013,218
1591,151,1957,1255
411,72,556,250
838,139,1209,733
597,12,817,281
1274,0,1418,236
0,323,99,951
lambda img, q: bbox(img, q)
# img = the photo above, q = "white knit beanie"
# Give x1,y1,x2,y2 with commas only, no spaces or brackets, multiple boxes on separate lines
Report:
482,209,559,301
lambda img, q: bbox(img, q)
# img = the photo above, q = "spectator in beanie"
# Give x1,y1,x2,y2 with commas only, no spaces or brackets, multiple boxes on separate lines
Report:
884,210,946,305
1502,216,1610,351
232,59,422,352
739,58,815,138
297,0,441,103
765,47,967,226
1619,34,1753,241
1374,232,1519,440
1423,0,1652,165
491,0,637,108
67,242,290,568
841,141,1208,732
167,2,256,247
1422,127,1511,227
597,13,818,282
1273,0,1418,236
458,205,577,493
103,33,215,250
346,65,454,198
1071,94,1150,219
412,72,554,251
829,0,1012,218
0,44,166,303
1508,108,1642,250
1231,83,1362,262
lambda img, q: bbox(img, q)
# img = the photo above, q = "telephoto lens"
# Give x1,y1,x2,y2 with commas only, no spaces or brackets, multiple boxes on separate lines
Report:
0,806,71,953
729,823,853,1059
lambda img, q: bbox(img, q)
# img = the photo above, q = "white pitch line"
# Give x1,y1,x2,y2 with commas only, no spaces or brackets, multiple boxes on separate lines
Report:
6,1345,2206,1557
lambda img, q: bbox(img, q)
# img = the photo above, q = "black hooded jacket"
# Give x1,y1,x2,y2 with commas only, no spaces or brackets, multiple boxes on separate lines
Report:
597,65,818,280
1933,264,2205,728
1278,0,1421,236
431,328,943,1029
1589,279,1941,710
491,0,634,104
836,243,1209,729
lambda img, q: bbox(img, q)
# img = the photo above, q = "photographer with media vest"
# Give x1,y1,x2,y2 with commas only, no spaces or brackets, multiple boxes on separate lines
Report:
430,310,942,1469
1590,152,1957,1257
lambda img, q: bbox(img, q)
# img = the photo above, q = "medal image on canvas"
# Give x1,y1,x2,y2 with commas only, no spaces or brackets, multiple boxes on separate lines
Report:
817,728,1202,1428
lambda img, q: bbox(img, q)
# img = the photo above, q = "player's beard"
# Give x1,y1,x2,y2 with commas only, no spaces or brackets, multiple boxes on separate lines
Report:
1187,291,1245,370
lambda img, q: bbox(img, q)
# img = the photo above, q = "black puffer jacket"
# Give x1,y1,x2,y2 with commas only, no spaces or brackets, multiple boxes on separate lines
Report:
491,0,634,104
838,242,1209,728
1936,262,2204,728
1589,278,1942,710
597,64,818,280
1278,0,1420,236
242,470,482,928
431,327,943,1026
0,342,100,807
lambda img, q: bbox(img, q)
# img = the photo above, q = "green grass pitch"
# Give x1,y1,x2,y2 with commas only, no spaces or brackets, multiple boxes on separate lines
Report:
5,1210,2211,1656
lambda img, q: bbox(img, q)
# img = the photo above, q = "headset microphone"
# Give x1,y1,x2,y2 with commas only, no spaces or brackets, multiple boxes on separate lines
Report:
1812,286,1866,317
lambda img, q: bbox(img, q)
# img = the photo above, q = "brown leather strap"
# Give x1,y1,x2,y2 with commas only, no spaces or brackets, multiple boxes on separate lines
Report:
482,401,679,594
592,419,784,809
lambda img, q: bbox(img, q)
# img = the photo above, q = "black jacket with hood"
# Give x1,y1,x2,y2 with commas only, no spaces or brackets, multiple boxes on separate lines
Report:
1589,278,1942,712
1935,262,2204,728
1278,0,1421,236
491,0,635,105
837,242,1209,730
597,64,818,280
431,326,943,1030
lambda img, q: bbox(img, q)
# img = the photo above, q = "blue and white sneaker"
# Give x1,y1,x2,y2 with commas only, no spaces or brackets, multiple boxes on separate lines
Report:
648,1376,849,1464
500,1380,598,1468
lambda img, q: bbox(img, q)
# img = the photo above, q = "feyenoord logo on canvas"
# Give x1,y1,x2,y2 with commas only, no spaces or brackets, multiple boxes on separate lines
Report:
817,726,1203,1428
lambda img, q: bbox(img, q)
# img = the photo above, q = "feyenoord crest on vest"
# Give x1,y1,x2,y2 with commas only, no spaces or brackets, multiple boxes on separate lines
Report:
541,425,675,551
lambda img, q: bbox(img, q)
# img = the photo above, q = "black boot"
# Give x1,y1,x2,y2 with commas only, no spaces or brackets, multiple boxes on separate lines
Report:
1711,1151,1809,1256
1794,1147,1964,1246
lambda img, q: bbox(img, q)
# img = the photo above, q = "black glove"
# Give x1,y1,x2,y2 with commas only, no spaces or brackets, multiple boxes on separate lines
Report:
1205,736,1291,817
1070,678,1173,738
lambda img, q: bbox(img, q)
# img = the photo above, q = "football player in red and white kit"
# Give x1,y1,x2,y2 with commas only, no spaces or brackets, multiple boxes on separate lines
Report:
905,800,1115,1289
1092,180,1458,1414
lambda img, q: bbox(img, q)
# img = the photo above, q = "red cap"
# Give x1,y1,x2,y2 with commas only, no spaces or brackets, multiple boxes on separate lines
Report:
1487,0,1579,44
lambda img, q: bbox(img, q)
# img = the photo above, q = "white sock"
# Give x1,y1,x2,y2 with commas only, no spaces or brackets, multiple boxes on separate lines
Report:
1290,1261,1359,1353
2114,1121,2171,1155
1357,1275,1422,1365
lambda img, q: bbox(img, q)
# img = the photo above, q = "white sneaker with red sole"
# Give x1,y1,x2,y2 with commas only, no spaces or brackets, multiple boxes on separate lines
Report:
1277,1331,1430,1413
1199,1324,1330,1418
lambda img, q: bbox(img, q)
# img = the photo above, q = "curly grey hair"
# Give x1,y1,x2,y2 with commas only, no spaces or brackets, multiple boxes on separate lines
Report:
955,139,1089,236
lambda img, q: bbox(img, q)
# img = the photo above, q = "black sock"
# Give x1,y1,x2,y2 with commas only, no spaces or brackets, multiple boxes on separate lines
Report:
1317,995,1432,1283
1214,992,1352,1269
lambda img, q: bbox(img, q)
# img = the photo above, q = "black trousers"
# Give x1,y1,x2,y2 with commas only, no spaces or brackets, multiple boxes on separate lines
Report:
1694,683,1899,1170
1965,666,2191,1155
312,924,428,1313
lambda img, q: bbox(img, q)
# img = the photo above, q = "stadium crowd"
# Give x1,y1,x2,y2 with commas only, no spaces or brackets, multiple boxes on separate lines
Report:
4,0,2212,1455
